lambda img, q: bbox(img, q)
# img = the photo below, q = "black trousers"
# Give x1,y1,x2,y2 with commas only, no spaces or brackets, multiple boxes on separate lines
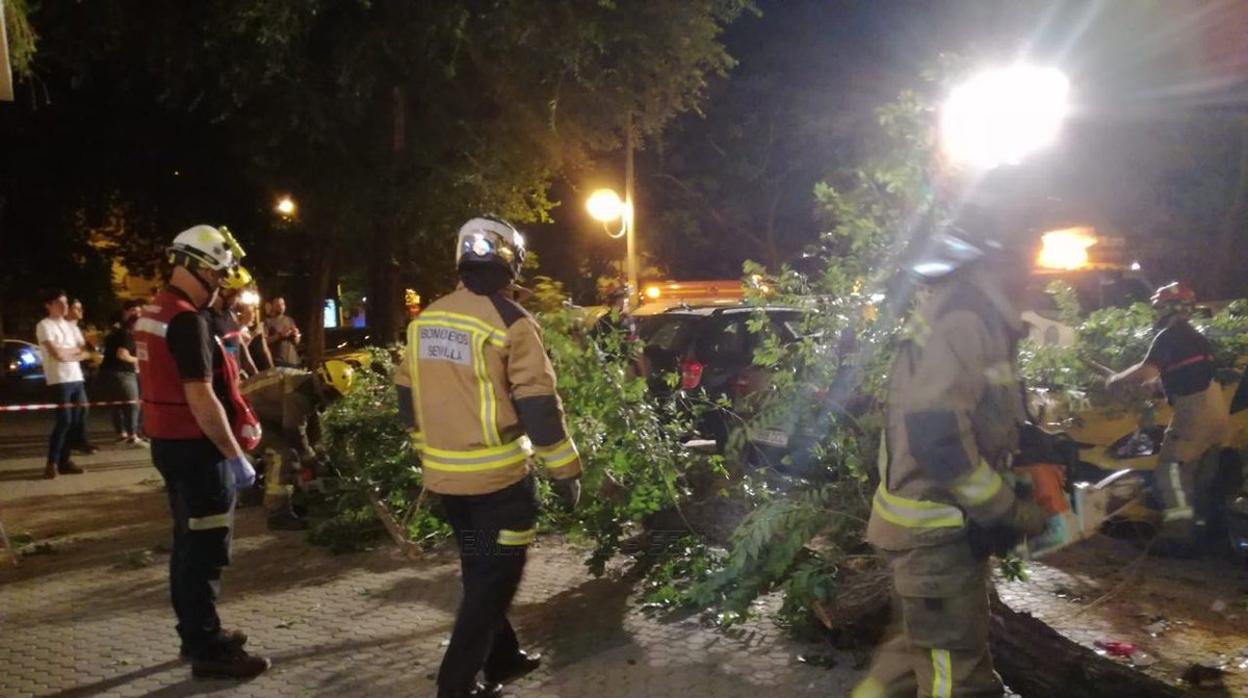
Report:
151,437,236,658
437,476,539,692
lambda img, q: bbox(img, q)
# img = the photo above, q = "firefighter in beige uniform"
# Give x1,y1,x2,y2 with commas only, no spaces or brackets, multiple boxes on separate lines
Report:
241,361,353,530
395,216,581,698
1107,282,1230,556
854,233,1049,698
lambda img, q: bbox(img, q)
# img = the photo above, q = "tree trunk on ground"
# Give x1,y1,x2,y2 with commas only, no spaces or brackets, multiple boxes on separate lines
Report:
821,569,1188,697
988,594,1186,698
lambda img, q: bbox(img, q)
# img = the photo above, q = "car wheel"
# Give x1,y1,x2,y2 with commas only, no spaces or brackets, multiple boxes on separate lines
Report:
1208,449,1245,548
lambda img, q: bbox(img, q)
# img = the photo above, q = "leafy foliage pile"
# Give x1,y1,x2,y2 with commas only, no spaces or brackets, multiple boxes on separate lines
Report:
538,308,716,575
1019,283,1248,416
312,348,449,553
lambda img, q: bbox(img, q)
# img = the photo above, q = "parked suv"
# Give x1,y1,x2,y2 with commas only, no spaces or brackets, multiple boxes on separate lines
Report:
636,304,808,450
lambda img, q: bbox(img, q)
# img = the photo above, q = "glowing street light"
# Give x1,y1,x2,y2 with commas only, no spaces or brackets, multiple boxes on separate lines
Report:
586,186,638,303
586,188,626,227
275,195,297,217
940,65,1070,170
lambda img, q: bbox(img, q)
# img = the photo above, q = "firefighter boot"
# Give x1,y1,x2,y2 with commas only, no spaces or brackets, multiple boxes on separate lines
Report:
262,450,308,531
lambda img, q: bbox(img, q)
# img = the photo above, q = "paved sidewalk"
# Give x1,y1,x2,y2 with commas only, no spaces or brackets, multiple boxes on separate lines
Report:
0,482,859,697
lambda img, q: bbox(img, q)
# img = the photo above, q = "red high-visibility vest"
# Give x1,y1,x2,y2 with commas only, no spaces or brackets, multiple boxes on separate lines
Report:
136,287,261,449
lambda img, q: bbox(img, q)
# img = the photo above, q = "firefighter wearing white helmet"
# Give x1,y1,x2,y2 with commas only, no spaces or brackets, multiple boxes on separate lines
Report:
394,215,581,697
136,224,270,679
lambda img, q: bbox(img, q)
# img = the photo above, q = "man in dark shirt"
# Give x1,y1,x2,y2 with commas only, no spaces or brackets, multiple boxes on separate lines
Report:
136,225,269,679
1107,282,1229,555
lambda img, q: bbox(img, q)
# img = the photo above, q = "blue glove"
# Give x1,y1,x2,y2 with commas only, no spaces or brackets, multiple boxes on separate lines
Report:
224,455,256,490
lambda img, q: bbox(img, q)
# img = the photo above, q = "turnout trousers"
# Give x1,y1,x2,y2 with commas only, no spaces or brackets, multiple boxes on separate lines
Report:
151,438,237,658
255,422,302,518
436,475,539,693
1155,384,1228,542
854,539,1003,698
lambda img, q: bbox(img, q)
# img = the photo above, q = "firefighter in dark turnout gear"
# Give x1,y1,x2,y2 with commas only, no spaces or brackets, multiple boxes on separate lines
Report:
1107,282,1230,556
395,216,582,698
241,361,352,530
136,225,270,679
853,231,1049,698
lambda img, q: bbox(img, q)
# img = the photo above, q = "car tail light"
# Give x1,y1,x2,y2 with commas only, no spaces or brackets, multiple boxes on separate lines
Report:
732,372,752,398
680,358,704,390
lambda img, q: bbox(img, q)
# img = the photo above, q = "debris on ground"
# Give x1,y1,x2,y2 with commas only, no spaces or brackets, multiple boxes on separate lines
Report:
116,549,154,569
1092,640,1158,667
796,653,838,669
1142,618,1169,637
1179,664,1227,689
18,541,57,557
1211,599,1228,614
1094,640,1137,658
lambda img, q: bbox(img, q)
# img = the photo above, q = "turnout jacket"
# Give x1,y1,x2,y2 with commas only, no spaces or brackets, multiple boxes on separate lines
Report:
867,268,1024,551
395,286,582,495
240,368,320,461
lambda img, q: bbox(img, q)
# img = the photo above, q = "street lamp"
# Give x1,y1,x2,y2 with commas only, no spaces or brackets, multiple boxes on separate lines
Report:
275,195,297,218
586,184,638,302
940,65,1070,170
586,188,629,238
584,118,640,305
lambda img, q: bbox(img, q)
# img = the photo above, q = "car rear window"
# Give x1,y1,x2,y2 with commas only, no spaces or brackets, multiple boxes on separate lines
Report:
640,316,700,353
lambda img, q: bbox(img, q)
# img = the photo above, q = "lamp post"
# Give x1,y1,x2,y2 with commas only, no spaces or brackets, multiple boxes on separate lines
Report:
585,122,639,305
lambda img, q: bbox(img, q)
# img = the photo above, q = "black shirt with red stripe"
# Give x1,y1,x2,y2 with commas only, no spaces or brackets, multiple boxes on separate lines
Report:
1143,318,1215,399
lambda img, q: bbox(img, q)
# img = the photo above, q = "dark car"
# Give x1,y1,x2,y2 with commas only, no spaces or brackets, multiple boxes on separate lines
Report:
636,305,808,451
1,339,50,405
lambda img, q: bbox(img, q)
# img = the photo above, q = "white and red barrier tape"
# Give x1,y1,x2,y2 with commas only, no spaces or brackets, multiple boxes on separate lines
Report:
0,400,140,412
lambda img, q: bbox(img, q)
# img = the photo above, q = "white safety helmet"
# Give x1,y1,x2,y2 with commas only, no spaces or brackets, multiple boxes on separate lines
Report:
454,216,526,279
167,225,246,272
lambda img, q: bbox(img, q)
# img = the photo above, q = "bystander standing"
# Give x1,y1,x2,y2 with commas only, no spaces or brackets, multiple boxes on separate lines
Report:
264,296,301,368
36,290,89,478
238,302,273,372
101,303,144,446
65,298,101,454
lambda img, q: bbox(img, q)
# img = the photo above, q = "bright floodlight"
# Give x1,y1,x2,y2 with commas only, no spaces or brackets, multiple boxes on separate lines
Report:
941,65,1070,170
239,289,261,307
275,196,297,217
586,189,625,223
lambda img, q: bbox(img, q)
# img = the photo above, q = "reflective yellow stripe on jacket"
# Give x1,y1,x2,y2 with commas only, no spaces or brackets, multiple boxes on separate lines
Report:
419,437,533,473
872,486,965,529
871,439,964,530
535,437,579,469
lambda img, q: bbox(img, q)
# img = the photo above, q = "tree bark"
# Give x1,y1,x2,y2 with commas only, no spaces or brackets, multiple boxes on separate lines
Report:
988,594,1186,698
819,570,1188,697
367,220,402,345
303,241,332,367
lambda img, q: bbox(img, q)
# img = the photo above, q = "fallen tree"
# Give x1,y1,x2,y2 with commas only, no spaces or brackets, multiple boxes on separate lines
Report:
812,563,1187,698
